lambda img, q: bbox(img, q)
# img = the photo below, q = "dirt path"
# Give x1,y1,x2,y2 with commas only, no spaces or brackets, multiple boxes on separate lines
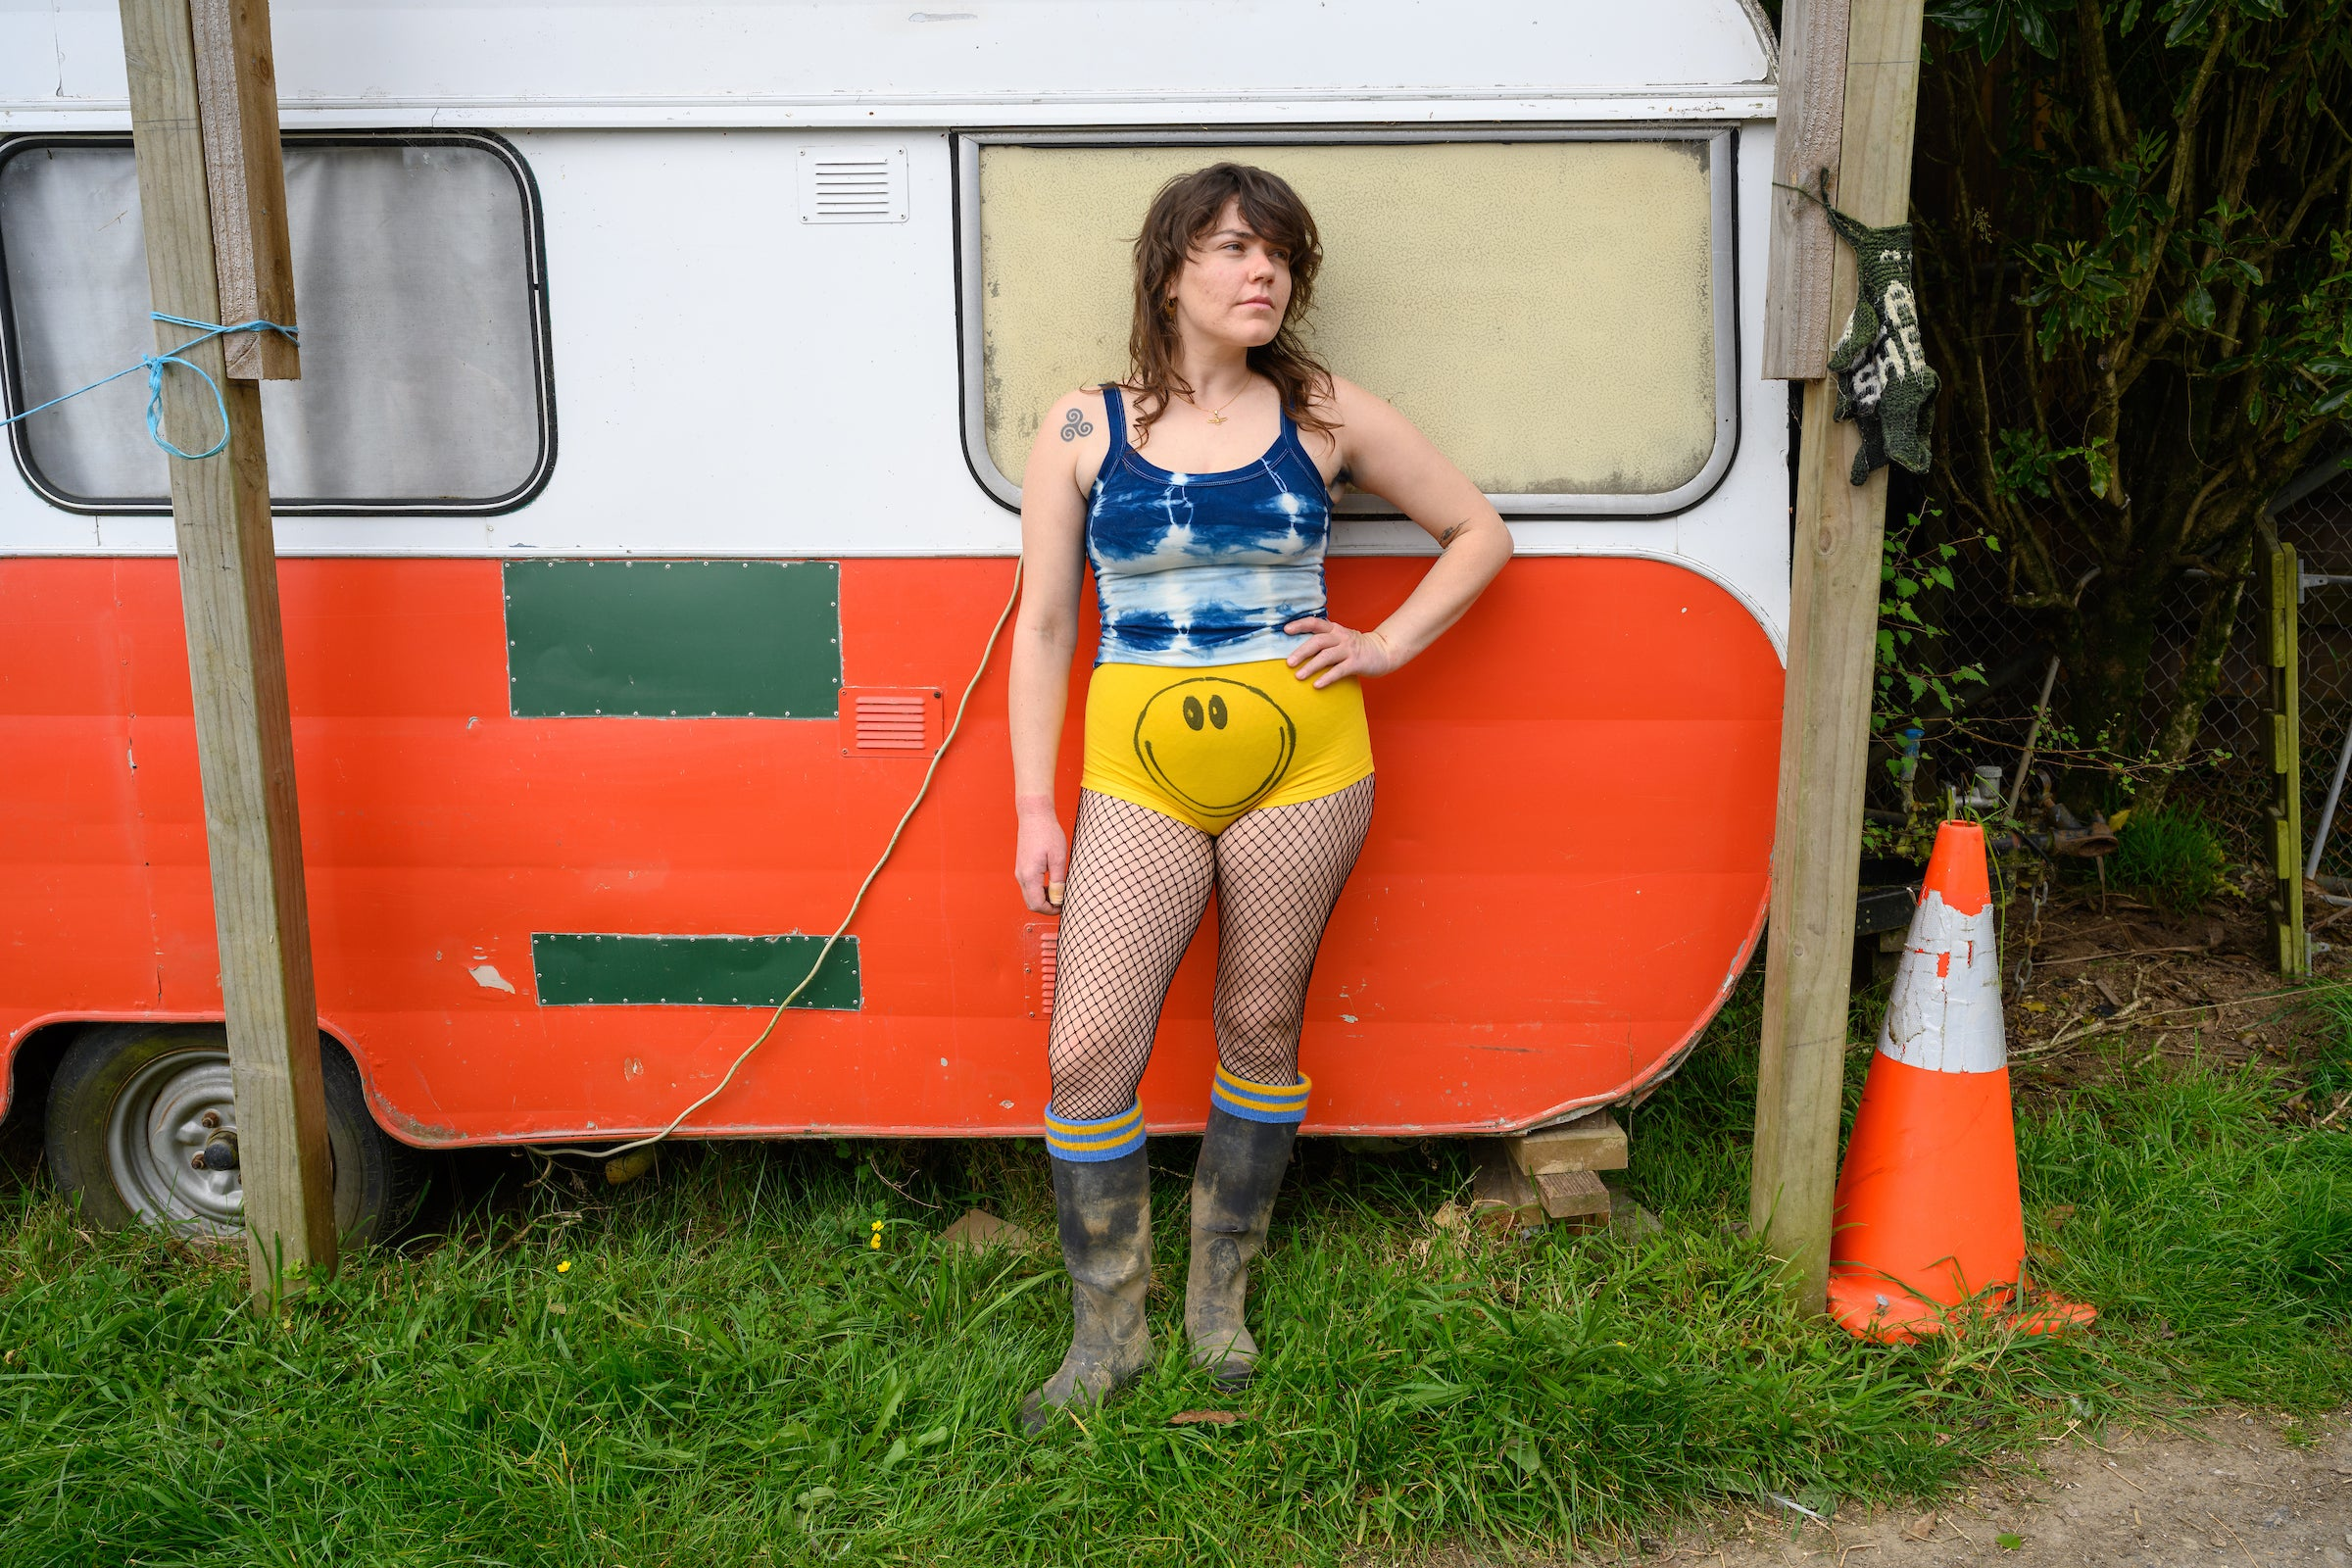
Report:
1669,1412,2352,1568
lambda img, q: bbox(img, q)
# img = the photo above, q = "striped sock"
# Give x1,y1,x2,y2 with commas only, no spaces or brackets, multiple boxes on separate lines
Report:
1043,1101,1147,1162
1209,1065,1311,1124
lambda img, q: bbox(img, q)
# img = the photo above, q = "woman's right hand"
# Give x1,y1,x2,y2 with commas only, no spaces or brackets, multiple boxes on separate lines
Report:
1014,794,1068,914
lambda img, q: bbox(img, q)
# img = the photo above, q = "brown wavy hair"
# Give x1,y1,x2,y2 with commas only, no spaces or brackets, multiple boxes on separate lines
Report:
1124,163,1337,446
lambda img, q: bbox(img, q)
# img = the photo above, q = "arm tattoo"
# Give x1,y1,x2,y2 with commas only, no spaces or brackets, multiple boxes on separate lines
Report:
1059,408,1095,442
1437,521,1465,548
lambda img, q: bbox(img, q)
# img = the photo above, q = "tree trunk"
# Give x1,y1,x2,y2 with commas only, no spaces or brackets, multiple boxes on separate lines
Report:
2061,566,2168,763
2138,526,2259,814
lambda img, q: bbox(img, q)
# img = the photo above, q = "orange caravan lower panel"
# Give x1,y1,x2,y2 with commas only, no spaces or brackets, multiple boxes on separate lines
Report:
0,554,1781,1144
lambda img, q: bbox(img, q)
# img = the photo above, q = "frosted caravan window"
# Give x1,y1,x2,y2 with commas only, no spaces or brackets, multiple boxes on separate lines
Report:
0,134,552,514
961,134,1736,517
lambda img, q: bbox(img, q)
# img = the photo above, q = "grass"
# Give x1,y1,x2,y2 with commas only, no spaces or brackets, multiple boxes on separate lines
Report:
2110,806,2231,913
0,980,2346,1566
2300,979,2352,1101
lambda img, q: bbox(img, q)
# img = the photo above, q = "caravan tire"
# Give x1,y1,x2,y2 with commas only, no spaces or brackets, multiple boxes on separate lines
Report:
45,1022,423,1248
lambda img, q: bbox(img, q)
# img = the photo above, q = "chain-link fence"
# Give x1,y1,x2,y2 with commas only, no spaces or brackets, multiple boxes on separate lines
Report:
1868,463,2352,937
2282,477,2352,890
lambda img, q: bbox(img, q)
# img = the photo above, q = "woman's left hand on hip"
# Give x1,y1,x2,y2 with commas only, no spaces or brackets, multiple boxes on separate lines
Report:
1281,617,1399,688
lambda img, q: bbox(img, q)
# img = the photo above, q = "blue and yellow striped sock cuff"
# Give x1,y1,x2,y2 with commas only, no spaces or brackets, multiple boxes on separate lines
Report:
1043,1102,1146,1162
1210,1065,1312,1124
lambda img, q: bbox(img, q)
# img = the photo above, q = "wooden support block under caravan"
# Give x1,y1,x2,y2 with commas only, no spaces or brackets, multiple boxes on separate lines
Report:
1534,1169,1612,1226
1470,1144,1546,1235
1508,1110,1629,1176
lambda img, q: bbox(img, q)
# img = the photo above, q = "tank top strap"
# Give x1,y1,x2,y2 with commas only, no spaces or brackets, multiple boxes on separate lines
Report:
1099,384,1127,456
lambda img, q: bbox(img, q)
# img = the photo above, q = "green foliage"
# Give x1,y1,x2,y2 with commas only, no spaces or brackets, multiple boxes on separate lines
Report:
1919,0,2352,765
2109,805,2230,910
1932,0,2290,63
1873,507,1995,740
2220,229,2352,436
2020,1059,2352,1363
1927,0,2060,60
2297,983,2352,1100
1870,509,1993,856
1992,428,2114,502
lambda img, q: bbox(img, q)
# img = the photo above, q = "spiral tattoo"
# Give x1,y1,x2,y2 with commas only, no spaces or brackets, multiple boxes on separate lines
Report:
1059,408,1096,442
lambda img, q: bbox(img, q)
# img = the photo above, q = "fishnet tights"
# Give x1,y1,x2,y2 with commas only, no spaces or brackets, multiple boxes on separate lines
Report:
1047,776,1375,1121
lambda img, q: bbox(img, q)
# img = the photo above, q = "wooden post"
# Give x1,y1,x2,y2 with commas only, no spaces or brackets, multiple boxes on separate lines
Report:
120,0,335,1298
187,0,300,381
1762,0,1853,379
1751,0,1928,1311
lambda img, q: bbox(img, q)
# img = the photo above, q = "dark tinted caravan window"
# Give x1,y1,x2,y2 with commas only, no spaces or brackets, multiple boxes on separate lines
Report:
0,132,553,514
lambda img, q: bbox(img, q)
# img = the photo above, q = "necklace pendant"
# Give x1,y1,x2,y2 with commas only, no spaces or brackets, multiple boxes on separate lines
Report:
1207,412,1228,425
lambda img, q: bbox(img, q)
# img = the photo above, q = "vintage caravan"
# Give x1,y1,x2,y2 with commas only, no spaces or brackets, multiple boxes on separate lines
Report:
0,1,1788,1238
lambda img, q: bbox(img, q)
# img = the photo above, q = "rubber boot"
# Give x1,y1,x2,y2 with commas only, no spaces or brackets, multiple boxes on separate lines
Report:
1185,1103,1298,1389
1020,1146,1154,1433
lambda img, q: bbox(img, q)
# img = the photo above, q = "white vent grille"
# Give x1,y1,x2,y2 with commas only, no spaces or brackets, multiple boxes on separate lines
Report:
800,149,908,224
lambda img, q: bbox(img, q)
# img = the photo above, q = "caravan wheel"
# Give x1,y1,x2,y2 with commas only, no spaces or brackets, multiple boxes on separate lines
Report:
44,1023,422,1247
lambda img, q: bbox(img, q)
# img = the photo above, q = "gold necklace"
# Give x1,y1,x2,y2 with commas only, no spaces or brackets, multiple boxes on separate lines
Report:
1185,382,1250,425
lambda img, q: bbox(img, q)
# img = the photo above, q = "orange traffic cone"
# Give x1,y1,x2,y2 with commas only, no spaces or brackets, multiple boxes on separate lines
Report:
1826,820,2094,1343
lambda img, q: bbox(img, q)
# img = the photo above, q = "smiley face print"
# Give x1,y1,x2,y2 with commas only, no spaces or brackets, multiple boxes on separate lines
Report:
1132,676,1298,819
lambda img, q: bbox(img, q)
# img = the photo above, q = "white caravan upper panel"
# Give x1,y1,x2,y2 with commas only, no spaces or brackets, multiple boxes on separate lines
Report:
5,1,1774,126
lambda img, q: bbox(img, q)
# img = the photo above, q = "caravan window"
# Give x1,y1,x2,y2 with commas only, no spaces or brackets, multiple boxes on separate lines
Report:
0,132,552,514
959,131,1736,518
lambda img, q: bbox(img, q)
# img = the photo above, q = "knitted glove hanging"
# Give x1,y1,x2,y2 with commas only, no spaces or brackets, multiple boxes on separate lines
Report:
1822,201,1938,485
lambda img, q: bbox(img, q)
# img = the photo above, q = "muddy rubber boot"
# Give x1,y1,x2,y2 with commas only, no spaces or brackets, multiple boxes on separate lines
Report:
1185,1093,1301,1390
1020,1144,1154,1434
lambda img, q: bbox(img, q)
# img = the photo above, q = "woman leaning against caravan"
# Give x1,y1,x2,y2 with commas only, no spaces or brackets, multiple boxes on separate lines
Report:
0,1,1787,1245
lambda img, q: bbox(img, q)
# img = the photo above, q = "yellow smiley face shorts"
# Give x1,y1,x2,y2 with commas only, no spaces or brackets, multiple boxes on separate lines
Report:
1080,659,1375,835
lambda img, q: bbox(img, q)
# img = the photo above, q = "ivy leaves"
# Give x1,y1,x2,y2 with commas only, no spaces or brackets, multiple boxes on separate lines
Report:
1938,0,2349,499
1929,0,2285,61
1874,508,1997,742
1927,1,2062,62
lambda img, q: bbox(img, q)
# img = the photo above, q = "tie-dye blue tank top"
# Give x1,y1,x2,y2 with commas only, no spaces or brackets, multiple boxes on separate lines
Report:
1086,384,1332,666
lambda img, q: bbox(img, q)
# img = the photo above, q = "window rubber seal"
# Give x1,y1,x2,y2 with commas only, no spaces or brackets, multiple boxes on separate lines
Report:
0,127,559,518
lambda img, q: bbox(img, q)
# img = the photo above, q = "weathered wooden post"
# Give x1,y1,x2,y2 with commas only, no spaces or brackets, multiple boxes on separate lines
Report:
119,0,335,1298
1751,0,1928,1311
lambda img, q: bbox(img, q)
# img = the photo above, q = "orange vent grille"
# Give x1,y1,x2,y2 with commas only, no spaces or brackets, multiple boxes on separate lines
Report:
839,687,943,759
1024,922,1059,1019
856,695,927,750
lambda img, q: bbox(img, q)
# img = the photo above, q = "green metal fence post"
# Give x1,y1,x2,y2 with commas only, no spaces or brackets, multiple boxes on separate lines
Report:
2266,541,2309,977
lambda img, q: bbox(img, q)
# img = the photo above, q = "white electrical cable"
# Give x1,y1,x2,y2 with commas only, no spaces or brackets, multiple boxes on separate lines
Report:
541,560,1026,1162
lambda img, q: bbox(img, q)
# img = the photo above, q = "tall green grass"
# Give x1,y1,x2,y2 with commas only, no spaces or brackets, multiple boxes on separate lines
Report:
2110,807,2230,912
0,988,2344,1566
2019,1060,2350,1406
2300,979,2352,1101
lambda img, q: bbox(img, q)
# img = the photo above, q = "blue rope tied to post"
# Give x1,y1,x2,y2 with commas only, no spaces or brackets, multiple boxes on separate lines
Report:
0,314,298,461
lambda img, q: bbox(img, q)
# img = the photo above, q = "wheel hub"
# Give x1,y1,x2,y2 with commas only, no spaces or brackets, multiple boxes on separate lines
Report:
105,1049,243,1236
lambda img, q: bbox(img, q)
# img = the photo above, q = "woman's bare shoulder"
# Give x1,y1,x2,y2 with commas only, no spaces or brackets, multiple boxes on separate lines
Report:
1320,373,1401,420
1314,374,1425,459
1049,383,1115,416
1030,384,1118,454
